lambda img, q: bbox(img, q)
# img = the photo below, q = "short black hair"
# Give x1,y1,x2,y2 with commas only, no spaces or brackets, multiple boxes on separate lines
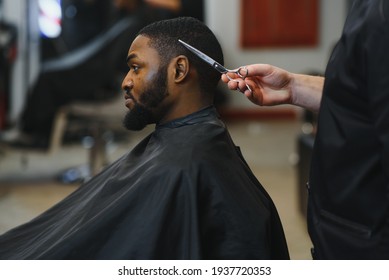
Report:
136,17,224,94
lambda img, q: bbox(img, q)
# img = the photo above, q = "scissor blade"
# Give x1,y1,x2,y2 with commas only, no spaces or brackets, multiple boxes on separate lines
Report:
178,39,226,74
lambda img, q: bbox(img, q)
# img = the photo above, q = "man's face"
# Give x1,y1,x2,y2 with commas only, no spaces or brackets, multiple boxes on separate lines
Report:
122,35,169,131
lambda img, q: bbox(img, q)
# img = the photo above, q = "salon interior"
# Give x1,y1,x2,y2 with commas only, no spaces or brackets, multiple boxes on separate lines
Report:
0,0,353,259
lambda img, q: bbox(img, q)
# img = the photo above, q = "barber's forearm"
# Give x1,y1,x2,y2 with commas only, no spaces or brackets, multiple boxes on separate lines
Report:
290,74,324,113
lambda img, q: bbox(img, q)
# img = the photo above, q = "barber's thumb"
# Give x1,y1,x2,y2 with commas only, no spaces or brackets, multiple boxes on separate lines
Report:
221,74,229,83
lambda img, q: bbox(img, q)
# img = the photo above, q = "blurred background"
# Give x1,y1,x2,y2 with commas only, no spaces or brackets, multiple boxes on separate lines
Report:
0,0,353,259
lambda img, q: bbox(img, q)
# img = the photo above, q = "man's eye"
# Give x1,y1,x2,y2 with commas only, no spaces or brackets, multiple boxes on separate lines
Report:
131,65,140,73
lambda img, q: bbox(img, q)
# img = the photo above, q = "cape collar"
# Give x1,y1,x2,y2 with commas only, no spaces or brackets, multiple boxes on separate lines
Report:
156,106,219,129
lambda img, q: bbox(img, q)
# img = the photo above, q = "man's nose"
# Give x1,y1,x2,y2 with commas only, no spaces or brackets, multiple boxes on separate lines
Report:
121,76,134,92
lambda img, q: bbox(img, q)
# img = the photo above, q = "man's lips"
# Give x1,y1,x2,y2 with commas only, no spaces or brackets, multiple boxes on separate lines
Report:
124,94,135,109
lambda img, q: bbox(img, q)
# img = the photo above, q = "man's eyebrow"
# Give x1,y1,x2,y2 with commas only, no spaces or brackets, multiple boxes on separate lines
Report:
126,53,137,63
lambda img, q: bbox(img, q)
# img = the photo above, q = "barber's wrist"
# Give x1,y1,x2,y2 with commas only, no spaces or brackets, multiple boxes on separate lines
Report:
290,73,323,112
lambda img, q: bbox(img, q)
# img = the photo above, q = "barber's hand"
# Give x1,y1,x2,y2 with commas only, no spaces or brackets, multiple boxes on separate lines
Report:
221,64,293,107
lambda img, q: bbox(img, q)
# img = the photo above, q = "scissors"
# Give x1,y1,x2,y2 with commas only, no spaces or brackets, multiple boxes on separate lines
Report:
178,39,251,93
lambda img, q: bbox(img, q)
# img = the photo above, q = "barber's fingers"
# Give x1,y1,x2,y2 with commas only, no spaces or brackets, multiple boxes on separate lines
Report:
227,79,239,90
221,73,239,83
222,64,275,80
243,64,274,77
221,74,229,83
221,74,265,105
221,74,246,90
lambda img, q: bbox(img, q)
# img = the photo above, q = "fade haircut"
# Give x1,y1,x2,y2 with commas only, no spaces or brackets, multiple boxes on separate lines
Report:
136,17,224,95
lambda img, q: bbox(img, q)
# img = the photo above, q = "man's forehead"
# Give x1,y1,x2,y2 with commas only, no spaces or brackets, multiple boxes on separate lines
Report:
127,35,156,61
129,35,150,52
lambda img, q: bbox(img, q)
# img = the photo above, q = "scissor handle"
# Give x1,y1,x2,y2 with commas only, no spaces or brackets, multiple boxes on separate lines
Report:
235,66,248,79
225,66,252,93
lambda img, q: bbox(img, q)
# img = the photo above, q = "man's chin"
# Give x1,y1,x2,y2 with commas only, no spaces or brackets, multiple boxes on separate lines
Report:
122,107,154,131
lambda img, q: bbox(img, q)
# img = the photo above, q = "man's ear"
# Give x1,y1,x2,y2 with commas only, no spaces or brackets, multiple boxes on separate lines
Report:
173,55,190,83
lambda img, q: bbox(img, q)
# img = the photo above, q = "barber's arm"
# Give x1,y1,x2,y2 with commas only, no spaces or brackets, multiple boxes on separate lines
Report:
221,64,324,113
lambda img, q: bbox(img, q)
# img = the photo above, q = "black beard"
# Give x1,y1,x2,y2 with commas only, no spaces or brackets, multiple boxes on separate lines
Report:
123,65,168,131
122,103,154,131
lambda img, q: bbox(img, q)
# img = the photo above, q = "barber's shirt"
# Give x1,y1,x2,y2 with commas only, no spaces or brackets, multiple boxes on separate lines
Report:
309,0,389,260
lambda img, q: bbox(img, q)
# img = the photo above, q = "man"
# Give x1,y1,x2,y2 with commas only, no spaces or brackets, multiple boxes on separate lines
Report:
222,0,389,259
0,17,289,259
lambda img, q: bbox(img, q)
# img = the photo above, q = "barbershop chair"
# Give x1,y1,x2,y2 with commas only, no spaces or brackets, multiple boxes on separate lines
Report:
53,92,127,182
1,16,138,181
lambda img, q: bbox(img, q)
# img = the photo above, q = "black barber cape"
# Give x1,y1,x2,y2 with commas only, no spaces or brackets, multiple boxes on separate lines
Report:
0,106,289,259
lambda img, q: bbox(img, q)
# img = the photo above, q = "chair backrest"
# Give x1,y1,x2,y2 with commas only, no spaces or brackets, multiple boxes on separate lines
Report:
38,16,143,100
41,17,136,73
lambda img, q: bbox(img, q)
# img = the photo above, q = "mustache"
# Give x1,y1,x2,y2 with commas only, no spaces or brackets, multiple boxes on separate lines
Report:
124,91,136,103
